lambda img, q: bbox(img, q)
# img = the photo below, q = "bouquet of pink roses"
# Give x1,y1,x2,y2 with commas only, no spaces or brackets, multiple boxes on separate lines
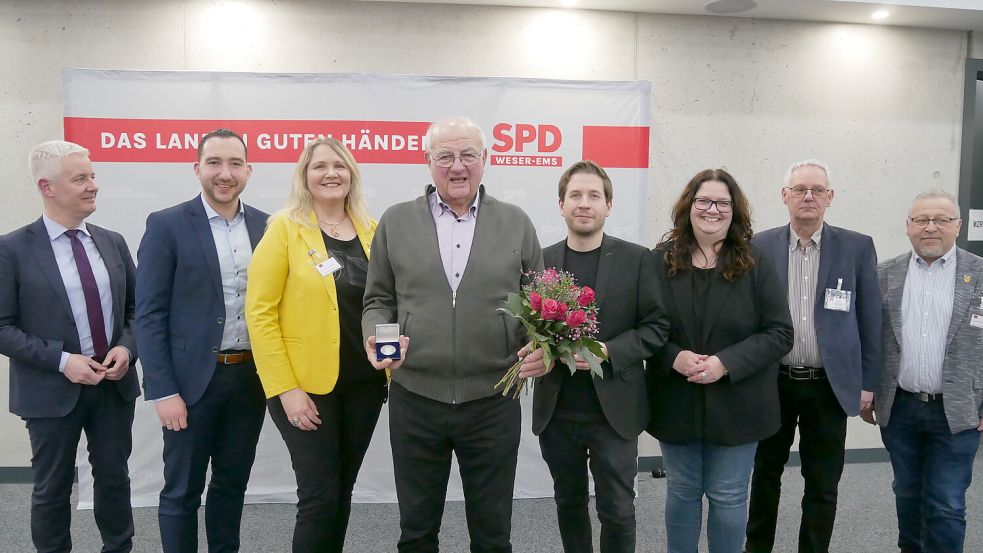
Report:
494,267,606,398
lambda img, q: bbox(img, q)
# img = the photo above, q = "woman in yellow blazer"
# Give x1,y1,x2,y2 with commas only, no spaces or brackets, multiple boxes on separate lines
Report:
246,137,384,553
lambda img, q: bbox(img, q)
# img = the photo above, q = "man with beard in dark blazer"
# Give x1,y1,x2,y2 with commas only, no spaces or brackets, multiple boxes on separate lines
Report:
521,160,669,553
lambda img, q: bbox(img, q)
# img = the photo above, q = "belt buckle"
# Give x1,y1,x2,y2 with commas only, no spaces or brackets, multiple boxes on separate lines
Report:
787,366,811,380
915,391,940,402
218,351,251,365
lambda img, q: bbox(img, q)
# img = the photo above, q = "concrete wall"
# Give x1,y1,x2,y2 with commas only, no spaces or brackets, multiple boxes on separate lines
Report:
0,0,971,466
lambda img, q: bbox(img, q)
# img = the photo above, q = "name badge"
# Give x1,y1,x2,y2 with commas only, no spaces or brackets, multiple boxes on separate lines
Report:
314,257,343,277
824,278,851,312
971,314,983,329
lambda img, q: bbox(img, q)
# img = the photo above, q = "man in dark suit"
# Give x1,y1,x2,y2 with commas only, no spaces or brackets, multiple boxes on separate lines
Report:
135,129,269,553
875,190,982,553
746,160,882,553
521,160,668,553
0,140,139,552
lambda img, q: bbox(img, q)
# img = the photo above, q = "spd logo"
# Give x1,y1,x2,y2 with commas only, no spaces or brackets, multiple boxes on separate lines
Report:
489,123,563,167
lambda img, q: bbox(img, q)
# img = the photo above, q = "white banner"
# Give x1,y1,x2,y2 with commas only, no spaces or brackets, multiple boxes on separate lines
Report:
62,69,651,507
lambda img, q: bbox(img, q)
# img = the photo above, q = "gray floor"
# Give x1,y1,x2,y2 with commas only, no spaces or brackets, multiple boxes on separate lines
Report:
1,458,981,552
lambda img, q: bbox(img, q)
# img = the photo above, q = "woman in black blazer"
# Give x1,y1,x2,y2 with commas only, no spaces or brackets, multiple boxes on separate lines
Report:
647,168,793,553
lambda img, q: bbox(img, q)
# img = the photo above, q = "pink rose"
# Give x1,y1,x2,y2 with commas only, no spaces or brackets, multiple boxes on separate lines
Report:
528,291,543,312
556,301,568,319
565,309,587,328
542,268,559,283
577,286,596,307
541,298,561,320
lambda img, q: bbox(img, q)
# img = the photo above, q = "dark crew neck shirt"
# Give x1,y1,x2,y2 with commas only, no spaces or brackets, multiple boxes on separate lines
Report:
553,244,605,423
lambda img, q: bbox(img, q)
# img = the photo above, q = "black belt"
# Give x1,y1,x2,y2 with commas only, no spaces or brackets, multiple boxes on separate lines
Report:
779,364,826,380
217,350,253,365
897,388,943,403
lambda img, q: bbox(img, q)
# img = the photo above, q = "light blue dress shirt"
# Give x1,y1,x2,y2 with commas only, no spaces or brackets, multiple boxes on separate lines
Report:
43,214,115,372
200,195,252,351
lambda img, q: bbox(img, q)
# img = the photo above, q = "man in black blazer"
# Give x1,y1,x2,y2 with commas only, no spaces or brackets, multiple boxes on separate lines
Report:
135,129,269,553
521,160,669,553
746,160,881,553
0,141,139,552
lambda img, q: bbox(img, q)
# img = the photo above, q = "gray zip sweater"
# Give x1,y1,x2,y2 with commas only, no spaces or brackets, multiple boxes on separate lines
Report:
362,186,543,404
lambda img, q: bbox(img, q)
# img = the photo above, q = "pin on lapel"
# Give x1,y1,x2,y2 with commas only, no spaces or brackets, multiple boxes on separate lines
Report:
964,274,972,284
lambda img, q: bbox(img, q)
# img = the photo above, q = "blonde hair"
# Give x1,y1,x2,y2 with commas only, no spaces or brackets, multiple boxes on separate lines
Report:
277,137,372,229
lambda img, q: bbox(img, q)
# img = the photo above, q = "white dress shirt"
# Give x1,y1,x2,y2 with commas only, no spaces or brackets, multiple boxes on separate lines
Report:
898,245,957,394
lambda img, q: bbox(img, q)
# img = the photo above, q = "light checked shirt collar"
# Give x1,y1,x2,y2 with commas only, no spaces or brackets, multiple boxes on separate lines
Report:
430,188,481,220
200,194,244,222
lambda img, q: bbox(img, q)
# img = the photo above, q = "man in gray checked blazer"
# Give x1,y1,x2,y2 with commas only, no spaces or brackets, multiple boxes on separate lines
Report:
873,189,983,553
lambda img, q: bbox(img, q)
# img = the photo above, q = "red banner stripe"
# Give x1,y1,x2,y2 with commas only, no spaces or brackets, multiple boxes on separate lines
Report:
63,117,431,163
581,126,649,169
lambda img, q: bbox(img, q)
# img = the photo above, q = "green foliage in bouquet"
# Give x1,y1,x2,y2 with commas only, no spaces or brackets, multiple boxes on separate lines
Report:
495,268,607,398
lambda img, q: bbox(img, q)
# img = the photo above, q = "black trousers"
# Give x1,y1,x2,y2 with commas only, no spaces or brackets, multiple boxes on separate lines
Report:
268,380,386,553
26,379,135,553
746,373,848,553
158,361,266,553
388,382,521,553
539,417,638,553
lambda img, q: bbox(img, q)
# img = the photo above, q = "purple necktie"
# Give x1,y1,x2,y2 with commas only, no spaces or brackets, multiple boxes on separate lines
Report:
64,229,109,358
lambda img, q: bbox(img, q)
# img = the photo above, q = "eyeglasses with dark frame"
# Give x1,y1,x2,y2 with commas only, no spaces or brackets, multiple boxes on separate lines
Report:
907,216,960,228
693,197,733,213
429,151,482,168
784,186,831,199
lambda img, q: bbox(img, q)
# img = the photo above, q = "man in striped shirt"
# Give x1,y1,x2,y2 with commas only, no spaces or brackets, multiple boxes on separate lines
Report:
746,160,882,553
875,190,983,553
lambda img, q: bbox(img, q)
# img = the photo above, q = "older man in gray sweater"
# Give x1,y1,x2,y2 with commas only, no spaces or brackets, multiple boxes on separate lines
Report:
363,116,543,553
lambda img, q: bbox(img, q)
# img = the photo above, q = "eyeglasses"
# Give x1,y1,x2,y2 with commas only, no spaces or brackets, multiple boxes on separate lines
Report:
784,186,831,199
693,198,733,213
429,152,482,168
907,216,959,228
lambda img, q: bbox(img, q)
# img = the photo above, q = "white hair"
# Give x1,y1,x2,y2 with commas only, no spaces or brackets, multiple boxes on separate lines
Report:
909,189,961,217
29,140,89,183
783,159,831,188
425,116,487,152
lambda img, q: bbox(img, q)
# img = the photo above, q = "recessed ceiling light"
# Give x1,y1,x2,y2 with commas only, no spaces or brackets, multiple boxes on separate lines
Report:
871,10,890,20
705,0,758,15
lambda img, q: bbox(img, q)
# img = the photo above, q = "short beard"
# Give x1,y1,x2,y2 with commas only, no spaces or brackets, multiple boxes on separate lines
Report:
569,224,602,239
916,244,945,260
